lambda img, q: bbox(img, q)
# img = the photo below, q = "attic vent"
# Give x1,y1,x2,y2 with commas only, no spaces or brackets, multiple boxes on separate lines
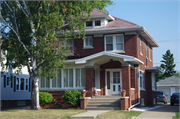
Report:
108,20,113,22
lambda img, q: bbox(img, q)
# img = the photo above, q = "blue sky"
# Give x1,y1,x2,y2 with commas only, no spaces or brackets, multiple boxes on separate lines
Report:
106,0,180,72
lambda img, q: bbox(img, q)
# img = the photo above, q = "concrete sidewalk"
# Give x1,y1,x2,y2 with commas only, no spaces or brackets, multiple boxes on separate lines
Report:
70,110,110,119
136,104,179,119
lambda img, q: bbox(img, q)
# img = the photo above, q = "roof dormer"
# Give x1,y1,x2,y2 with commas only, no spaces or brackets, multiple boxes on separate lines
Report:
83,9,114,28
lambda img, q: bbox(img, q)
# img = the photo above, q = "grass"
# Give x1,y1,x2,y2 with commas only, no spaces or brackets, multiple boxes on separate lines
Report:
0,109,86,119
96,110,142,119
173,112,180,119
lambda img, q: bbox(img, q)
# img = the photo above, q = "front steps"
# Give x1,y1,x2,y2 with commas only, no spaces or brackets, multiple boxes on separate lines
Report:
85,96,121,110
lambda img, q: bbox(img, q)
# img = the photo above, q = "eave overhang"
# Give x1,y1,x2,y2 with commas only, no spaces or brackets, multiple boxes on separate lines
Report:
66,51,144,65
145,67,163,73
85,27,159,47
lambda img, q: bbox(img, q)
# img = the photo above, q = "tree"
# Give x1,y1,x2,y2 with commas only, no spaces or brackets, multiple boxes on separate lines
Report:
156,50,176,81
0,0,113,110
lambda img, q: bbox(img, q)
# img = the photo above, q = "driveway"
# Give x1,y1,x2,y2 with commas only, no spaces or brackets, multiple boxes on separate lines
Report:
136,104,179,119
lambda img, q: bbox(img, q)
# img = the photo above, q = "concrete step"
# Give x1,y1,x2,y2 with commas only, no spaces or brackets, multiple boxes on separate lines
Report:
85,107,121,110
86,104,120,107
92,96,121,99
88,101,120,105
90,99,120,102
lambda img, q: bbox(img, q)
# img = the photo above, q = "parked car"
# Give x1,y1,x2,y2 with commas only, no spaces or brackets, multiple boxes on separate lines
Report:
157,91,168,104
170,93,179,105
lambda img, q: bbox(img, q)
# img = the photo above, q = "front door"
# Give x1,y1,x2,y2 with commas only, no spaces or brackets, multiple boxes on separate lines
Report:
106,69,122,95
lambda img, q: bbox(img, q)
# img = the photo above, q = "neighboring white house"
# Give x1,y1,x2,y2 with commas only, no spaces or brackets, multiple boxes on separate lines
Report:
157,76,180,102
1,52,31,109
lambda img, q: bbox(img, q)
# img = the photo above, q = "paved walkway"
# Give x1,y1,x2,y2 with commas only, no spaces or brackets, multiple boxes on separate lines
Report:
136,104,179,119
70,110,110,119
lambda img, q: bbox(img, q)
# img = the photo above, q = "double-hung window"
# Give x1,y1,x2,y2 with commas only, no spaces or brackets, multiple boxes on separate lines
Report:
84,37,93,48
139,70,145,90
105,34,124,52
67,39,74,56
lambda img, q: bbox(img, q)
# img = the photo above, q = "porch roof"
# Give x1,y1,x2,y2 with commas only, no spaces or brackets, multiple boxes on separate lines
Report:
66,51,144,65
145,67,163,73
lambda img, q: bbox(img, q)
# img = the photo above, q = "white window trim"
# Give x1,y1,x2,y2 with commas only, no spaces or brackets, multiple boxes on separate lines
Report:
84,19,102,28
149,47,151,61
140,39,143,56
104,34,124,52
83,36,93,49
139,70,145,90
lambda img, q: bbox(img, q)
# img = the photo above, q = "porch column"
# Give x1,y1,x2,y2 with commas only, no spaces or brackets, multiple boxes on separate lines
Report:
85,66,95,97
122,65,131,107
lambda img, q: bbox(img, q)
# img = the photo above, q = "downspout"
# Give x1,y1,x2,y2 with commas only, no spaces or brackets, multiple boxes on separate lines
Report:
127,62,141,109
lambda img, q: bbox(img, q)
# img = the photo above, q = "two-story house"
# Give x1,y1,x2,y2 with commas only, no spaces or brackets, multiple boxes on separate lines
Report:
39,9,161,110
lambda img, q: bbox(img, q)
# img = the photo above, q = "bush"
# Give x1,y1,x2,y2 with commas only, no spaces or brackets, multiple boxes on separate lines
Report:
39,92,53,107
62,89,81,107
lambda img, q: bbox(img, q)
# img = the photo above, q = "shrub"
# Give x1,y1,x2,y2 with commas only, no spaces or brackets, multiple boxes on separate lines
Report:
62,89,81,107
39,92,53,107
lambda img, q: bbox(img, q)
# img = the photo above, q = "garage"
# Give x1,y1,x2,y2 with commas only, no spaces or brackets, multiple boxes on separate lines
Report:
157,76,180,102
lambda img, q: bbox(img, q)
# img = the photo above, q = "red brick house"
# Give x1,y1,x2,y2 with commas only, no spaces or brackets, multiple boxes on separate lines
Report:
39,9,161,110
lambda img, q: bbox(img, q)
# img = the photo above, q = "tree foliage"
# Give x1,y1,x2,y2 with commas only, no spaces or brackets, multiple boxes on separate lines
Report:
156,50,176,81
0,0,113,110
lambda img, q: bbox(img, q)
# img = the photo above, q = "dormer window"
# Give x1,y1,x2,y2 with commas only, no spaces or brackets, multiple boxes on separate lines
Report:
86,21,93,27
95,20,101,26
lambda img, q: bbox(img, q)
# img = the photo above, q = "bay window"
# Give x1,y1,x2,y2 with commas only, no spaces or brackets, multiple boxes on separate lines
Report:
105,34,124,52
64,69,73,88
52,69,61,88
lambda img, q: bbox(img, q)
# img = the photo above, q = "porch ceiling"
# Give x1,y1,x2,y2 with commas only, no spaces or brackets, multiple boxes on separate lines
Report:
66,51,144,65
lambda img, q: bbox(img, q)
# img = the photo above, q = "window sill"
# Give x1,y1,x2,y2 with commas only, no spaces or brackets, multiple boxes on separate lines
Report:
140,53,143,56
140,88,146,91
111,51,125,53
150,59,151,62
105,50,125,53
83,47,94,49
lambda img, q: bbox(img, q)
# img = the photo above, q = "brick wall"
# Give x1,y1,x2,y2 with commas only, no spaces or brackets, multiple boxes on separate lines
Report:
80,98,90,109
86,67,95,97
120,98,129,110
122,66,131,107
1,100,31,109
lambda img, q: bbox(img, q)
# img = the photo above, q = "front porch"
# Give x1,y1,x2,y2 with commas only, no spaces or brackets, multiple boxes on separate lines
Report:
71,51,144,109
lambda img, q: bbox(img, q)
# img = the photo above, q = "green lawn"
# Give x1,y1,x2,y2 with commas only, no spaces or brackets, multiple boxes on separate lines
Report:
0,109,86,119
96,110,142,119
173,112,180,119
